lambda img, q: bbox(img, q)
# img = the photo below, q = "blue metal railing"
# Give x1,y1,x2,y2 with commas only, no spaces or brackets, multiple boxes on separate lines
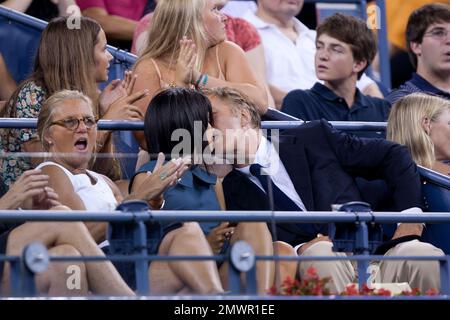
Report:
0,118,387,132
1,209,450,298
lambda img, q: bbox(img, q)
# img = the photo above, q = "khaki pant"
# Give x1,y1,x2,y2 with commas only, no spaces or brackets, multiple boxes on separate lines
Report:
298,240,444,294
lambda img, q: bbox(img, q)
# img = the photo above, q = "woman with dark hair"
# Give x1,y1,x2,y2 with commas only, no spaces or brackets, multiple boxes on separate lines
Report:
130,87,274,294
0,16,146,191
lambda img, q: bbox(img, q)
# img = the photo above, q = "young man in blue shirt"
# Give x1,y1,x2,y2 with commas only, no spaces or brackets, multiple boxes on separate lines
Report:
281,13,390,137
387,3,450,104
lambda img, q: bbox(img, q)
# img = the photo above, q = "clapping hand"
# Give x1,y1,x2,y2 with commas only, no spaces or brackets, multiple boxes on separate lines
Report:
99,70,139,116
175,37,198,87
102,89,148,121
129,153,190,207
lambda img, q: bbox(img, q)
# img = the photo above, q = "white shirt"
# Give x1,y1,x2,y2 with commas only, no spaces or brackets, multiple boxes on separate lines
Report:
36,161,118,212
236,136,307,211
221,1,257,18
242,12,374,93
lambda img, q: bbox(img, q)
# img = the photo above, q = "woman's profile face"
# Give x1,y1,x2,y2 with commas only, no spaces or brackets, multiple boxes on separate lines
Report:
203,0,227,46
93,29,113,83
430,108,450,161
46,99,97,170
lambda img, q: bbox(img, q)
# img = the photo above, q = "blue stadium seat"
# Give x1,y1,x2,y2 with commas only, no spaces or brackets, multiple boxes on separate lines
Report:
0,7,140,179
0,7,44,83
418,166,450,253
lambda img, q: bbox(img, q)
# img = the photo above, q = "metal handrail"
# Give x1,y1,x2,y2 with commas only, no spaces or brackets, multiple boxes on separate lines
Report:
0,118,387,131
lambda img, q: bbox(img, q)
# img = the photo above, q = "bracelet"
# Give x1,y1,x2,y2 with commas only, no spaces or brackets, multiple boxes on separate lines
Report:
149,198,165,210
201,74,208,87
195,74,204,88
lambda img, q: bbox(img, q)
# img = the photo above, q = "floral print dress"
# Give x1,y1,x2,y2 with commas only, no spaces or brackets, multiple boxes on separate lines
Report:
0,82,46,190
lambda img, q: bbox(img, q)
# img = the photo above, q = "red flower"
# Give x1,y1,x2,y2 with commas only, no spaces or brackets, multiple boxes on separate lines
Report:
425,288,439,296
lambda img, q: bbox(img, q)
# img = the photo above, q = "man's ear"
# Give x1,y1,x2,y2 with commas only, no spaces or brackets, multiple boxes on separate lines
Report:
421,116,431,135
353,59,368,75
410,41,422,57
240,109,251,129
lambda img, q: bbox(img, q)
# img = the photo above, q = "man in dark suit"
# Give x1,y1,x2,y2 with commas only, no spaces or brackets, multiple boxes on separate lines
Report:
204,87,443,294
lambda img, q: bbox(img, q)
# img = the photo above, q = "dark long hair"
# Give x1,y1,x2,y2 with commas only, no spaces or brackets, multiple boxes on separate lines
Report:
144,88,213,160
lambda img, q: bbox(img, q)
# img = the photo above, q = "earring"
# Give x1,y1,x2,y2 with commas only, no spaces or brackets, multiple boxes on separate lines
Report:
47,141,53,145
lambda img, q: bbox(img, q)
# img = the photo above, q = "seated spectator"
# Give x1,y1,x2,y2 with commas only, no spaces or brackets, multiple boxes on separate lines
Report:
0,17,146,190
131,0,268,151
0,53,16,101
131,0,275,106
387,93,450,176
0,0,78,21
130,87,274,294
0,169,134,296
35,90,224,295
206,86,444,294
387,3,450,104
370,0,434,89
281,13,390,137
243,0,383,107
76,0,149,50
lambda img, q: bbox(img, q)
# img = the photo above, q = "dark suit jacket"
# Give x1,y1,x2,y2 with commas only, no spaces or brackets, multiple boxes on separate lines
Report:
222,120,423,246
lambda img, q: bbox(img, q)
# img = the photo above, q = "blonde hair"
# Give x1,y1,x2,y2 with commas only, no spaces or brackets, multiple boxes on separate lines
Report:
37,90,94,151
136,0,210,72
387,93,450,168
202,87,261,128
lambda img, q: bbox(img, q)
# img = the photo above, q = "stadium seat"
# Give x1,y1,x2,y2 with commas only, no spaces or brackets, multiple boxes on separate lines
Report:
418,166,450,253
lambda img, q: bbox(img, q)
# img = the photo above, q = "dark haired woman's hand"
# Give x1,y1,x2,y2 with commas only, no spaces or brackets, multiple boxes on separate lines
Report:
127,153,190,206
175,37,198,87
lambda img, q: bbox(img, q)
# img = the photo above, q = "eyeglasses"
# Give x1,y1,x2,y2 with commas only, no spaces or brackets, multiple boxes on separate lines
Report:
49,116,97,131
423,28,450,40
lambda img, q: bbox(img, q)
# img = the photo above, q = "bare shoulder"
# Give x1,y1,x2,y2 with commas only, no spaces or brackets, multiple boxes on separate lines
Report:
40,164,75,190
214,41,245,60
134,58,155,73
218,40,242,51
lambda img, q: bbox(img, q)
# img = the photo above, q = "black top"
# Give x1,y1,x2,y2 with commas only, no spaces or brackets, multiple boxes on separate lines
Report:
0,0,59,21
281,82,391,138
223,120,422,246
